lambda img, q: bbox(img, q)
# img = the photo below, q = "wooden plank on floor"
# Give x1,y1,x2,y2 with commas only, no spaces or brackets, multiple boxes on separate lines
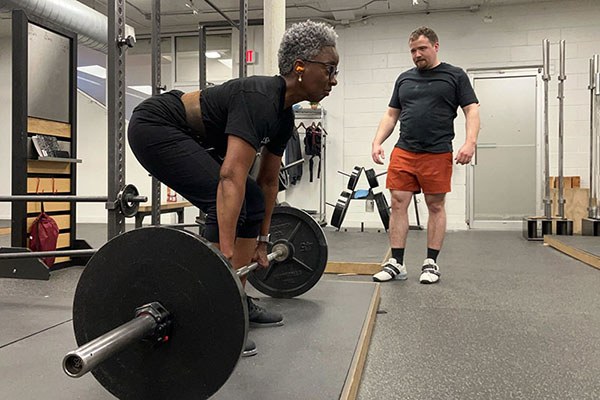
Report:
340,283,381,400
544,235,600,270
325,262,381,275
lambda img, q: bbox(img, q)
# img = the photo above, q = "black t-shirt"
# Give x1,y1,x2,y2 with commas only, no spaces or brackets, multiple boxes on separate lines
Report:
131,76,294,158
201,75,294,157
389,62,478,153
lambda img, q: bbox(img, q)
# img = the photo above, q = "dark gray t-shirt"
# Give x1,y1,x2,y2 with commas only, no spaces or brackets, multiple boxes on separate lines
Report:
201,75,294,157
389,62,478,153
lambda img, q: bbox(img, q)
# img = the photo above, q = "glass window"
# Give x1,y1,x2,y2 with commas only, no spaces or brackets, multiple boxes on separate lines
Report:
77,38,171,119
175,33,233,85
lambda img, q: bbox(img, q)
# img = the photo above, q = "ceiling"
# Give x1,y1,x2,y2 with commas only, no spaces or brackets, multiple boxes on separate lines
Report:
74,0,557,35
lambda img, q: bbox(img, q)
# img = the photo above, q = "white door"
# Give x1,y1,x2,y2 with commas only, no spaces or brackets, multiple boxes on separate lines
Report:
467,69,543,230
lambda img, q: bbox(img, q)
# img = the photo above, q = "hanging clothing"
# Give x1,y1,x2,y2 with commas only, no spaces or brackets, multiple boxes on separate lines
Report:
285,126,304,185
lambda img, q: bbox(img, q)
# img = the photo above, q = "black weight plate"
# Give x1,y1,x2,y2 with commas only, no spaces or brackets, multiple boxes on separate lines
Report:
248,207,328,298
119,184,140,217
346,166,363,191
330,190,352,229
365,169,379,189
73,227,246,400
374,192,390,230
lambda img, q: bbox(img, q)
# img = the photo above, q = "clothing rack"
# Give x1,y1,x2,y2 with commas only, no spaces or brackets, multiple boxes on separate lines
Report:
291,108,327,226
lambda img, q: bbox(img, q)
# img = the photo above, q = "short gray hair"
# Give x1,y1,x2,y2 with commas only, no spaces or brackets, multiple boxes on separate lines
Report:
278,20,338,75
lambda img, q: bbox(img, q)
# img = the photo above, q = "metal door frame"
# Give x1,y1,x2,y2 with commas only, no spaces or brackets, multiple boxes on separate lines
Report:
466,67,543,230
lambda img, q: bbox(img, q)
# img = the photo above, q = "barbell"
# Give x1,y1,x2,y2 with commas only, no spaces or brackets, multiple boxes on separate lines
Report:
62,206,327,400
0,184,145,217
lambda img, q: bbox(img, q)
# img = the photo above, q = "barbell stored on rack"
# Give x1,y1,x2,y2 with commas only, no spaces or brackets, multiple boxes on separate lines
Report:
0,184,146,217
61,206,327,399
336,166,363,192
0,248,97,260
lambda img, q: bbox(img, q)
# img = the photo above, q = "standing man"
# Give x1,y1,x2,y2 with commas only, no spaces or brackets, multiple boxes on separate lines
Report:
372,26,480,284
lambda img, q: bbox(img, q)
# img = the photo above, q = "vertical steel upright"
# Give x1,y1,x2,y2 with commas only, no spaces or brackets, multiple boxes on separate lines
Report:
239,0,248,78
198,24,207,89
10,10,28,247
150,0,162,225
107,0,128,240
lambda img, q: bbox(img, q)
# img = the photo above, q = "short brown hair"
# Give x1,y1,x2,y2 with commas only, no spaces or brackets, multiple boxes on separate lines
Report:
409,26,438,45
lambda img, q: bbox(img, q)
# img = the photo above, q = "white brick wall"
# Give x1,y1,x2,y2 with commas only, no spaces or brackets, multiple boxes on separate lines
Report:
1,1,599,229
319,0,600,230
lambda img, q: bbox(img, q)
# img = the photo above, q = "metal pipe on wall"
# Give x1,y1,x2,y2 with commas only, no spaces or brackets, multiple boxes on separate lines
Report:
0,0,135,53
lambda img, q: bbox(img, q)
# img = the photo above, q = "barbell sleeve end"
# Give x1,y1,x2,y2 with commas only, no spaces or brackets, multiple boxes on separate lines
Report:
63,311,162,378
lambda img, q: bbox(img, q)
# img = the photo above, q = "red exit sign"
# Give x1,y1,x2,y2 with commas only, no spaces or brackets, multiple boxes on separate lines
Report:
245,49,256,64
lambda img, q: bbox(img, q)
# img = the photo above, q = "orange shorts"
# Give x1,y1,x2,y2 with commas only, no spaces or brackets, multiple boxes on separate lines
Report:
386,147,453,194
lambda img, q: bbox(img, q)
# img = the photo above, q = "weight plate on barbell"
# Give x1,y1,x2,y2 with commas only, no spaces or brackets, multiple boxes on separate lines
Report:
248,207,328,298
118,184,140,218
330,190,352,230
374,192,390,230
346,166,363,191
72,227,246,400
365,169,379,189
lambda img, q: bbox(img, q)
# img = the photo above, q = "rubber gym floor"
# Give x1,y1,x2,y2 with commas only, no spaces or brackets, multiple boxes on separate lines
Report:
1,224,600,399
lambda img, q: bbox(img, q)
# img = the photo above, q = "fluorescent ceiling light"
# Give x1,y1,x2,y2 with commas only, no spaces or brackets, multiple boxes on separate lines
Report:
77,65,106,79
128,85,153,95
205,51,221,59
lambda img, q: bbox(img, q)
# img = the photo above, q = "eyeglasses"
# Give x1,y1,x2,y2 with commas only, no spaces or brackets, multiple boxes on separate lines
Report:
303,59,339,80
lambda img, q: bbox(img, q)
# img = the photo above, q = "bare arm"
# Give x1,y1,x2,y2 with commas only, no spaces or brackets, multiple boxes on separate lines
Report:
454,103,480,165
217,135,259,259
372,107,401,164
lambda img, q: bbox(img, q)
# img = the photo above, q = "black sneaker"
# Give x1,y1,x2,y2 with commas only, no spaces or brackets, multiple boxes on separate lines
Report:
247,296,284,328
242,338,257,357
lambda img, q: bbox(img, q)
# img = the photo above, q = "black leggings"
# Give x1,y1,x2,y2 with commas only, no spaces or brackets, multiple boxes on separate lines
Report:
127,111,264,242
